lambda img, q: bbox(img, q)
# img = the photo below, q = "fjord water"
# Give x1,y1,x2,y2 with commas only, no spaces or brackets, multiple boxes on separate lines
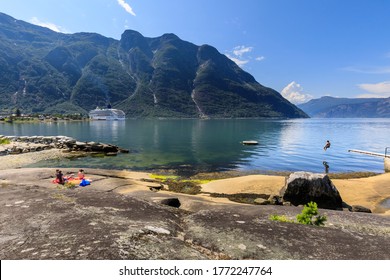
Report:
1,118,389,173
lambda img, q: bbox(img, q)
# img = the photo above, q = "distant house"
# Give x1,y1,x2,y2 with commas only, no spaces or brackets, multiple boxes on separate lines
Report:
0,113,8,120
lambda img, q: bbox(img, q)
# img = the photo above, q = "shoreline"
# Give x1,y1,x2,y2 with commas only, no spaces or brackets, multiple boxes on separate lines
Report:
0,149,84,170
0,146,382,178
0,149,389,215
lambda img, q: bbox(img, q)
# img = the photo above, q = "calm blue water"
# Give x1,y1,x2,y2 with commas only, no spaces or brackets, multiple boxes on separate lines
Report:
1,118,389,174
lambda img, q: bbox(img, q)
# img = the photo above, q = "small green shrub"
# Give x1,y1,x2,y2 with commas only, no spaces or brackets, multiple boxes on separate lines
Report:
269,215,295,223
296,201,327,226
0,138,11,145
270,201,327,226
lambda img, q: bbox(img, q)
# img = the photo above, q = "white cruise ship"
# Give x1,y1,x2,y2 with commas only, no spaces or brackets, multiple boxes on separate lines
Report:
89,107,126,120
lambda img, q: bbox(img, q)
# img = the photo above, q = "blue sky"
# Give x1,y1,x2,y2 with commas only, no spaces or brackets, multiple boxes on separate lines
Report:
1,0,390,103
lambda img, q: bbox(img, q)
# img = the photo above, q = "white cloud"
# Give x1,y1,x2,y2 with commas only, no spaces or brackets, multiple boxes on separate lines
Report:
225,45,264,68
117,0,136,16
281,81,313,105
225,54,249,67
357,81,390,98
233,46,253,57
30,17,68,33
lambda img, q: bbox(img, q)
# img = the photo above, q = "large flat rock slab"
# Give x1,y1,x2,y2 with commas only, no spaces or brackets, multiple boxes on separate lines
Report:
184,205,390,259
0,183,205,260
0,168,389,260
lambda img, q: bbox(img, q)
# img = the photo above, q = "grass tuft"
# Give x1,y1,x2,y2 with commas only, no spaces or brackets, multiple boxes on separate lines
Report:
0,138,11,145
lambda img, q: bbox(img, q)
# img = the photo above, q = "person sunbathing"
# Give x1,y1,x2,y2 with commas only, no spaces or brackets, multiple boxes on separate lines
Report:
78,169,85,180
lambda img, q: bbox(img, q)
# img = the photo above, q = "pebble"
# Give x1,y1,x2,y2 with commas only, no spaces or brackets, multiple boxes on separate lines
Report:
145,226,171,235
21,248,35,253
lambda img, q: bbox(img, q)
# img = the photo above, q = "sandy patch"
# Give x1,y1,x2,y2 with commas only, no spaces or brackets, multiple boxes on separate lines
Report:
201,175,285,195
333,173,390,214
201,173,390,215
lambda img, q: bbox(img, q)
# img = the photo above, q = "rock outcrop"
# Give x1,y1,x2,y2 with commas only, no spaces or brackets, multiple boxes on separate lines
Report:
351,205,372,213
0,135,128,156
280,172,343,210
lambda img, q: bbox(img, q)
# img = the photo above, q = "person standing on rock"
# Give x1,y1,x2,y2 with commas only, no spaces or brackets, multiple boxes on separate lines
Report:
323,161,330,173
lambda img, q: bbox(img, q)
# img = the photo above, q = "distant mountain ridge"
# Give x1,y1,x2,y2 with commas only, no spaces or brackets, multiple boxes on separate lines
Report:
298,96,390,118
0,12,307,118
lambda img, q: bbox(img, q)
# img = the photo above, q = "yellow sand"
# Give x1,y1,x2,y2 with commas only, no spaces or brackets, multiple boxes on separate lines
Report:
201,175,285,195
201,173,390,215
333,173,390,214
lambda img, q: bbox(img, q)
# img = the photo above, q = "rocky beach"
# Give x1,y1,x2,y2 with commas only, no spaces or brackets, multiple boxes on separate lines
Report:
0,134,128,170
0,135,128,156
0,136,389,260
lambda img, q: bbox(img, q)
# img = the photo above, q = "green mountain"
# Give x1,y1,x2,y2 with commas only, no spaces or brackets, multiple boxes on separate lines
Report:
0,12,307,118
298,96,390,117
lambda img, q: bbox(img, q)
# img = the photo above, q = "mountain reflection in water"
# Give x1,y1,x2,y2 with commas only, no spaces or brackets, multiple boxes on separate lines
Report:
1,118,389,174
